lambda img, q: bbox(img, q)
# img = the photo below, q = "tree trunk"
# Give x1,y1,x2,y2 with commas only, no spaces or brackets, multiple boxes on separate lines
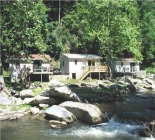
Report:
0,55,10,96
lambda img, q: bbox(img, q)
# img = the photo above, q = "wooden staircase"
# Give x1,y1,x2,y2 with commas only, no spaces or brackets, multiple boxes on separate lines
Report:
79,66,108,80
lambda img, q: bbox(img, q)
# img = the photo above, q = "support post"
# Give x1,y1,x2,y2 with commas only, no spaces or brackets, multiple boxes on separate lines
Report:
41,68,42,82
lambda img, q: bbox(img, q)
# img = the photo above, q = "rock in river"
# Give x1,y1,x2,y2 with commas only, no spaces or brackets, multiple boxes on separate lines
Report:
45,105,76,123
60,101,107,124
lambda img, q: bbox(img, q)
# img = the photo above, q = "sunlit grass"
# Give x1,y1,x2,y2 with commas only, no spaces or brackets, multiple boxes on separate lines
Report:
10,104,31,111
32,88,45,96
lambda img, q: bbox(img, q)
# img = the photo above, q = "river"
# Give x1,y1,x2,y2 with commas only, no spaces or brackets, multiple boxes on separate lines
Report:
1,115,155,140
1,90,155,140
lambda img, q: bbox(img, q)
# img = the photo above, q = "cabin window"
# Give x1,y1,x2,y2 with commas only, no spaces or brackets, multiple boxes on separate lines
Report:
88,60,91,66
75,60,77,65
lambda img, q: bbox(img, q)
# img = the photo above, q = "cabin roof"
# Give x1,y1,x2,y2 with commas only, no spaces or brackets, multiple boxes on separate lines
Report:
62,54,103,59
30,54,51,61
6,54,51,62
116,58,141,63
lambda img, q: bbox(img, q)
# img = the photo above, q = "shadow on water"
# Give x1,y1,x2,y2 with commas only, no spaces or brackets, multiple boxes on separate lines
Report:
1,115,155,140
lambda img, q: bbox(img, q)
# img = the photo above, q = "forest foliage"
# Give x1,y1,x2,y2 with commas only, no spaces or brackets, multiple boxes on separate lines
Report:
1,0,155,68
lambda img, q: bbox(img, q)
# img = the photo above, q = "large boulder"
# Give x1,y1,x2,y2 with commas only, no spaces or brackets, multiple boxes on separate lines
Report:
19,89,35,98
9,97,23,105
40,86,81,102
48,79,64,88
144,78,154,85
45,105,76,123
0,97,12,105
60,101,107,124
126,84,137,93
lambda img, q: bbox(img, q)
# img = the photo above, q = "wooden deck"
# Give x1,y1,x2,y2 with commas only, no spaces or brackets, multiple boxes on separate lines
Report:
80,66,108,80
31,68,53,82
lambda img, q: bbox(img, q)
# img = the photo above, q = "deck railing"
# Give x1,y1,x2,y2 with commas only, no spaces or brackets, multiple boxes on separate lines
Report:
80,65,108,80
33,68,53,74
83,65,108,72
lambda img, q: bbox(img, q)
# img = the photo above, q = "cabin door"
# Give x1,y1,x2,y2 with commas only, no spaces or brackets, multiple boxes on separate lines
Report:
130,63,135,72
72,73,76,79
88,60,95,66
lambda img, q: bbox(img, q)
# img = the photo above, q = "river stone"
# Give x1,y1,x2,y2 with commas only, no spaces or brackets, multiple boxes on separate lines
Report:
144,78,154,85
39,104,49,109
126,84,137,93
8,97,23,105
49,120,67,129
48,79,64,88
126,77,135,85
40,86,81,102
23,98,35,104
60,101,107,124
20,89,35,98
45,105,76,123
31,107,40,114
0,97,12,105
32,95,58,105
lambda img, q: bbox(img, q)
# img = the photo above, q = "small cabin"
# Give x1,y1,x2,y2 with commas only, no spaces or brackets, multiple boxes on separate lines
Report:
60,54,108,80
111,58,141,76
7,54,52,81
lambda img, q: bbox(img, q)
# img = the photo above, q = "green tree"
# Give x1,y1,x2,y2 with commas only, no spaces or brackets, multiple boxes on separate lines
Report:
140,1,155,67
1,0,48,57
62,0,142,60
44,1,77,59
0,0,49,89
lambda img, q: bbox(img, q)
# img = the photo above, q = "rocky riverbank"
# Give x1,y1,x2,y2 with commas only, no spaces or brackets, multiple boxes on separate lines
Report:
0,75,155,137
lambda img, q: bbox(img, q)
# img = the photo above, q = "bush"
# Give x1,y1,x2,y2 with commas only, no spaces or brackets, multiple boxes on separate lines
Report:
145,67,155,74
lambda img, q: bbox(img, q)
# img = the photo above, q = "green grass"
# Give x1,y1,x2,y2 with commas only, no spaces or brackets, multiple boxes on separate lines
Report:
0,104,31,112
2,69,48,93
60,78,79,84
3,70,10,77
10,104,31,111
32,88,45,96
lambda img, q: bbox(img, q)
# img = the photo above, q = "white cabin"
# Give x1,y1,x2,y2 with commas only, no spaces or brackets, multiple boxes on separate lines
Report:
7,54,52,73
112,58,141,73
60,54,106,79
7,54,52,81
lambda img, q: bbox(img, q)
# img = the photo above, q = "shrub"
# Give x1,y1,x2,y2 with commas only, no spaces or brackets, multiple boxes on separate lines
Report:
145,67,155,74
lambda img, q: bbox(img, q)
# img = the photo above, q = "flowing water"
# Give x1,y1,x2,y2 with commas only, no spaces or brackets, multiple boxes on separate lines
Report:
1,92,155,140
1,115,155,140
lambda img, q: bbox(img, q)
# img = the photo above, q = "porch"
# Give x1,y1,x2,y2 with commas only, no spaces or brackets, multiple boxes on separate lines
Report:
31,67,53,82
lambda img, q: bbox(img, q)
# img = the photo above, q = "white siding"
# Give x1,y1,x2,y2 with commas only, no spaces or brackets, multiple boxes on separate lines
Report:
60,55,69,74
60,54,102,79
9,62,50,73
115,61,140,72
69,58,88,79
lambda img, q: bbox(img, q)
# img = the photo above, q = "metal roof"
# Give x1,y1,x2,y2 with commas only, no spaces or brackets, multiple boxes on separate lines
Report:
116,58,141,63
62,54,103,59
